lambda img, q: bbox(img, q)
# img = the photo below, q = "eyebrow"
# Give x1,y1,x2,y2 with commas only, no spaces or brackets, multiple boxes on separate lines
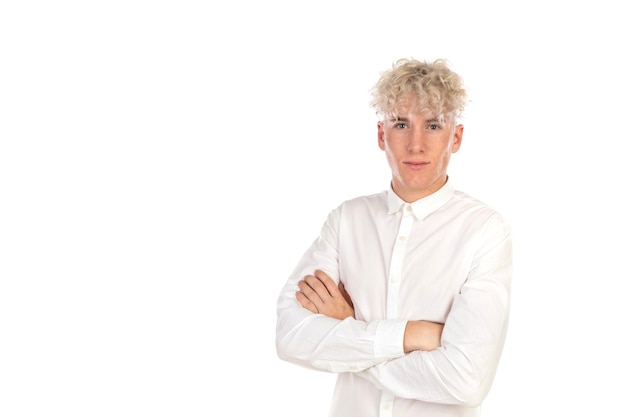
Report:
387,117,445,123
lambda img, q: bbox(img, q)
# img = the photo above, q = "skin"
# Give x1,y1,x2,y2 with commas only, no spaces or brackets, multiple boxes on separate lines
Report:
297,271,443,352
378,97,463,203
297,95,462,352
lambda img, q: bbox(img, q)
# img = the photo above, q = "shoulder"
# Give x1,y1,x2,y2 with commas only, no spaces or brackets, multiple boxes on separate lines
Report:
322,191,387,224
338,190,387,211
450,189,510,228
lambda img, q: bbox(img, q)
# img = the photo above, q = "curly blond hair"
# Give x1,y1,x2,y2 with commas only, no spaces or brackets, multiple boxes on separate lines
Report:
370,58,467,121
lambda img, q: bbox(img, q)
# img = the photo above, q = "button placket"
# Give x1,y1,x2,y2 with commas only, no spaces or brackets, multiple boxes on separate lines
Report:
386,204,414,319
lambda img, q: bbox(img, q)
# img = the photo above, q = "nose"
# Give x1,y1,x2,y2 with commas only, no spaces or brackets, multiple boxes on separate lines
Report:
407,130,425,152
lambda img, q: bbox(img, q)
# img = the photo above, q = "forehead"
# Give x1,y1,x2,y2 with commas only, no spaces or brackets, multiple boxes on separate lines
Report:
388,95,447,121
387,108,448,124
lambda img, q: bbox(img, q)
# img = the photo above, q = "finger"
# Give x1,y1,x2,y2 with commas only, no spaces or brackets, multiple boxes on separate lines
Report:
295,290,318,313
298,277,325,306
314,270,341,298
303,274,332,300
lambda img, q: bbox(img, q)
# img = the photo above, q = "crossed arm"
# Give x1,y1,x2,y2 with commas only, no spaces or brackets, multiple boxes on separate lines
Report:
296,270,443,353
279,211,512,405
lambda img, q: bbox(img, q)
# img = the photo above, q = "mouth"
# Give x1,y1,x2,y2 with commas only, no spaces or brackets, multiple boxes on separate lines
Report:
404,161,429,169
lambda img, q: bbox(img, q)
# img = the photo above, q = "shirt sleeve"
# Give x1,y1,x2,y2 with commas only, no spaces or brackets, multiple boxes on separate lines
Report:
275,205,407,373
355,213,513,407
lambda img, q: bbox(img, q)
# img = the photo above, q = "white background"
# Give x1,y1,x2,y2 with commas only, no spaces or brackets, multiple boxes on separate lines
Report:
1,1,625,416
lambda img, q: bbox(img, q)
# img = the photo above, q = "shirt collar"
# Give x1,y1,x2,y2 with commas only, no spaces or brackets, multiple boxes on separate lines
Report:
386,180,455,220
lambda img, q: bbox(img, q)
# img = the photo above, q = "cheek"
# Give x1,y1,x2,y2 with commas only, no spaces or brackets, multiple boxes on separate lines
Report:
384,148,393,164
386,148,405,173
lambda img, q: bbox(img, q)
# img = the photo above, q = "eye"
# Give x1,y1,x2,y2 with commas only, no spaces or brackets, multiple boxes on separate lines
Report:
427,123,440,130
394,123,408,129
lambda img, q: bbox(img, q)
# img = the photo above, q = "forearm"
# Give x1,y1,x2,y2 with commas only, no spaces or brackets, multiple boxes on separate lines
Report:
356,340,504,407
277,207,409,372
278,277,442,370
276,298,407,372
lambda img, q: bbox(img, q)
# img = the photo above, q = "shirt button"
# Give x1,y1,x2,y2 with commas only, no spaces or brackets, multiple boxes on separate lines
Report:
391,276,398,283
399,235,406,242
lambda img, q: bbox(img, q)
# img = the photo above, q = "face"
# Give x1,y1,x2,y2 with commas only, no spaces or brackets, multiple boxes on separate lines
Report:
378,98,463,202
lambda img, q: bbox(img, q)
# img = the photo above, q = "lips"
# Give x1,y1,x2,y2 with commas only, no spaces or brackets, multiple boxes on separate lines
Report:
404,161,429,169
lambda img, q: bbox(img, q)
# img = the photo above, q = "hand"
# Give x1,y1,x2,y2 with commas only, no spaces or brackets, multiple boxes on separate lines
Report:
403,320,444,352
296,270,355,320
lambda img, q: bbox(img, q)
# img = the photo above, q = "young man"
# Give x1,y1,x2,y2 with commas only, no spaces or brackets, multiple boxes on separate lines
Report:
275,58,512,417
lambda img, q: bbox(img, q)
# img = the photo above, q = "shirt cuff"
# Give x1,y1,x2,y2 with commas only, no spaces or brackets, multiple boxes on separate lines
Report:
373,319,407,360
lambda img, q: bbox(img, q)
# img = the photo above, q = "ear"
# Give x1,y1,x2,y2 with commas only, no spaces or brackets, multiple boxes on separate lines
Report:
377,122,385,150
451,124,464,153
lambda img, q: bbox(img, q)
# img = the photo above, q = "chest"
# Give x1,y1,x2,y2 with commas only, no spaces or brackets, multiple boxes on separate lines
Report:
337,214,479,321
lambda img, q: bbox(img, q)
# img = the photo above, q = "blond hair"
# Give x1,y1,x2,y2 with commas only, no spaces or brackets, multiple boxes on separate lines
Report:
370,58,467,121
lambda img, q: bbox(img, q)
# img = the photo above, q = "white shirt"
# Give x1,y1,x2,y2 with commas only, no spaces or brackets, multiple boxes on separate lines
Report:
276,181,513,417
